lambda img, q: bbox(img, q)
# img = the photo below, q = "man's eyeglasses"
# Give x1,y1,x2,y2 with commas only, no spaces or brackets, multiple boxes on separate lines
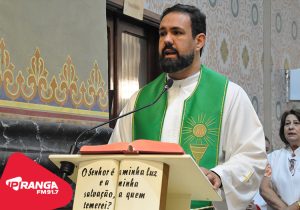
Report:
289,158,296,176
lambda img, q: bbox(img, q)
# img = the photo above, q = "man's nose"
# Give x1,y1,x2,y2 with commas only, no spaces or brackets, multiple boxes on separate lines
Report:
163,33,173,44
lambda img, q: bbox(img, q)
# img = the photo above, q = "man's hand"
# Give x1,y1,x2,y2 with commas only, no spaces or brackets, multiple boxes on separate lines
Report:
201,167,222,190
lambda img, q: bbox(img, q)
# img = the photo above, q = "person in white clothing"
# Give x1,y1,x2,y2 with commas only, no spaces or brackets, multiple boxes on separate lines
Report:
110,4,267,210
260,109,300,210
246,137,272,210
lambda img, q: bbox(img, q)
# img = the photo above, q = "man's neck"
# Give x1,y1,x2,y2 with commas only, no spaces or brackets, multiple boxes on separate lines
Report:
168,62,201,80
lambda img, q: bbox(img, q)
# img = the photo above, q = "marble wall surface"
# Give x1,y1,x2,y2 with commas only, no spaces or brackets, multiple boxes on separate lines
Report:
0,119,112,176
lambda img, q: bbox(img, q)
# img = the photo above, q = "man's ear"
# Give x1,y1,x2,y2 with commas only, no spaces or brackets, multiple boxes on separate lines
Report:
195,33,206,51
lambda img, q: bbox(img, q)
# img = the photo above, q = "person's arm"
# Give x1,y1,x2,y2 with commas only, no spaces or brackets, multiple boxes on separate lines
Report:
211,83,267,210
259,176,287,210
109,91,139,143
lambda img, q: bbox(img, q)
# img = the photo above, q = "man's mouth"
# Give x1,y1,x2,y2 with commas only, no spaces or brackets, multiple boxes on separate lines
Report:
163,49,178,58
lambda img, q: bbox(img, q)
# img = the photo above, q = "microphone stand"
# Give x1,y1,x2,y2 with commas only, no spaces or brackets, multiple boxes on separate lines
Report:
59,79,173,179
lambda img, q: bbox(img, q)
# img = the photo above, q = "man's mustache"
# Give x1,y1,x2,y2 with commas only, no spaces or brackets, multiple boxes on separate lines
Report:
162,43,178,56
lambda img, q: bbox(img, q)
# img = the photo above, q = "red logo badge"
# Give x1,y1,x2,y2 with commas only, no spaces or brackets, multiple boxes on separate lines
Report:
0,153,73,210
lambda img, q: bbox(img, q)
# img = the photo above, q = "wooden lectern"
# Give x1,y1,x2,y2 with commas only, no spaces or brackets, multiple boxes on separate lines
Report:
49,151,222,210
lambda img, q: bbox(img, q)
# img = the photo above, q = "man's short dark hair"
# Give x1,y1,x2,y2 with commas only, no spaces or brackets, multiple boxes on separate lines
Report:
279,109,300,146
161,4,206,38
160,4,206,55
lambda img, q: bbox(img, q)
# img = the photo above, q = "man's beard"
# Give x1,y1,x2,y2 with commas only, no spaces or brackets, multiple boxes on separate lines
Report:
159,50,194,73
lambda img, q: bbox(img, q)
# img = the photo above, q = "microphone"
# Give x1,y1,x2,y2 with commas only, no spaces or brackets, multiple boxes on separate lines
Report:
59,78,173,179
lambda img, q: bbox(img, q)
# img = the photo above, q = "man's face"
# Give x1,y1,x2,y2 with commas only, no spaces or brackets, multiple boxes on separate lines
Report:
159,12,196,73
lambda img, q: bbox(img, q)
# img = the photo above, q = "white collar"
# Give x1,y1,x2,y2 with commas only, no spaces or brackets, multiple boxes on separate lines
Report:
167,71,200,88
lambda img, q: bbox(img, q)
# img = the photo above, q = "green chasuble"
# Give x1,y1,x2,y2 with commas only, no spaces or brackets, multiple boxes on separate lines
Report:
133,65,228,209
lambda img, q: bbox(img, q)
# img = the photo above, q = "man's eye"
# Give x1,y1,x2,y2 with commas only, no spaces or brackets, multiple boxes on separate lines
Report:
159,31,166,37
173,31,182,35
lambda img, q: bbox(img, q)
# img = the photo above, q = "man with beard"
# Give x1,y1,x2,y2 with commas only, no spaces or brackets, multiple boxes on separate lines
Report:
109,4,266,210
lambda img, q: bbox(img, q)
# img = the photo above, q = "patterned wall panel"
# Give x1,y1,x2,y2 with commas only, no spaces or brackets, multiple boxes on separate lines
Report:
0,39,108,124
271,0,300,149
0,0,108,125
145,0,264,122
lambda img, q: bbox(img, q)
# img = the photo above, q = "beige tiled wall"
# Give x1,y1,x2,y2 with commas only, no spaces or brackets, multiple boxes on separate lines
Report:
145,0,300,149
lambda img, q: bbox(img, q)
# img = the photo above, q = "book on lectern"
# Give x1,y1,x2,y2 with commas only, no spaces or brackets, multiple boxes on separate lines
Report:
80,139,185,155
75,140,181,210
49,139,223,210
73,158,169,210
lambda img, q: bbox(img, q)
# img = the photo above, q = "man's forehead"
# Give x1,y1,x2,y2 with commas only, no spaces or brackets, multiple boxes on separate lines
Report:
159,25,185,31
159,12,191,29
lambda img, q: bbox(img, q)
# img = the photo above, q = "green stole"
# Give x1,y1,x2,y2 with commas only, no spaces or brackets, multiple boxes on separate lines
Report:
133,65,228,208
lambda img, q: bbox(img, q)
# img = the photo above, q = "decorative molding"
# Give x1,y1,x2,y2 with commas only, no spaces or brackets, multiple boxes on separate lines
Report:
275,13,282,33
231,0,239,18
0,38,108,121
276,101,281,120
209,0,217,8
252,4,259,26
292,21,297,40
220,38,229,64
251,96,259,114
